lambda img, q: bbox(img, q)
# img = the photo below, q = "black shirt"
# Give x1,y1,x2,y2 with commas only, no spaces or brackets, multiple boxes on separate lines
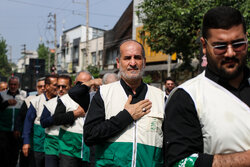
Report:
163,67,250,167
84,79,147,146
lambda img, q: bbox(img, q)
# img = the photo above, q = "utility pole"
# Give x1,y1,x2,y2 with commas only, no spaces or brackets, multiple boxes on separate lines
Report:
21,44,26,73
54,14,57,73
8,45,12,63
167,54,172,77
46,12,57,73
85,0,89,69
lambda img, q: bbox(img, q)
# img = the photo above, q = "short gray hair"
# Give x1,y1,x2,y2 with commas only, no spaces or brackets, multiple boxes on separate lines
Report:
8,76,20,84
102,73,119,84
76,70,94,80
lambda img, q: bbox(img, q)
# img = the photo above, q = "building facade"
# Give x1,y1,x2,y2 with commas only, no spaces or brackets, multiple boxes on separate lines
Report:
58,25,105,73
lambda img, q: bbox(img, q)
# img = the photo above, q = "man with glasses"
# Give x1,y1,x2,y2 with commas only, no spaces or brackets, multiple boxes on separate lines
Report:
40,75,72,167
22,75,58,167
163,6,249,167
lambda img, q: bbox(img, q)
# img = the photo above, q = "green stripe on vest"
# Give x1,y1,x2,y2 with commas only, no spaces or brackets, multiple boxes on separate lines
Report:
58,128,83,158
33,124,45,152
44,134,59,156
136,143,163,167
173,155,198,167
0,108,19,131
95,142,163,167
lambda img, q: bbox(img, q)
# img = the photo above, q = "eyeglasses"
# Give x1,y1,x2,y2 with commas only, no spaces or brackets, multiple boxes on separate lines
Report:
57,85,67,89
205,38,248,55
37,85,45,88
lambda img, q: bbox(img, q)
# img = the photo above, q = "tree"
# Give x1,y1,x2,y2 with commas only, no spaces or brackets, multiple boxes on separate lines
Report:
87,65,100,78
37,43,54,73
0,36,12,77
137,0,250,70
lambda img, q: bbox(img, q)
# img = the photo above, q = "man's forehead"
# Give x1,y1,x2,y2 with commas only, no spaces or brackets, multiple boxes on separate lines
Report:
37,80,45,85
121,41,142,51
58,78,70,84
206,24,245,40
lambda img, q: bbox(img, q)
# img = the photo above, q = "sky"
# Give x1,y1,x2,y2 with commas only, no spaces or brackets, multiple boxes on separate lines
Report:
0,0,132,63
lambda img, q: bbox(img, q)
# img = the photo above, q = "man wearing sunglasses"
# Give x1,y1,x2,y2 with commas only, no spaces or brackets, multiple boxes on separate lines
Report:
163,6,249,167
40,75,72,167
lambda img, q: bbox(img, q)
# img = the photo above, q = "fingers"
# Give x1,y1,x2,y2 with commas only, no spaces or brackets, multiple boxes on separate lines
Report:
125,95,132,106
22,145,29,157
142,103,152,112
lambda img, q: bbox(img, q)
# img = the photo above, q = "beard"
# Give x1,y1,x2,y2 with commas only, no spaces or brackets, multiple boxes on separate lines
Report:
206,51,246,80
119,63,145,81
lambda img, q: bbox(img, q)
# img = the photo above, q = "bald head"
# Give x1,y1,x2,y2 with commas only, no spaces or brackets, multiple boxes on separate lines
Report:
118,40,145,59
75,71,92,84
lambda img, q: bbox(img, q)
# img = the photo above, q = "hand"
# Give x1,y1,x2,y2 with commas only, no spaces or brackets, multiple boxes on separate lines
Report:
73,105,86,118
8,99,17,106
83,78,102,88
124,95,152,120
13,131,21,139
22,144,30,157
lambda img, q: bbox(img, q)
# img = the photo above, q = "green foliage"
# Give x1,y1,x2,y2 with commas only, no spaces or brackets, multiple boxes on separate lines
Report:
87,65,100,78
0,36,12,77
137,0,250,69
37,43,53,73
143,75,152,84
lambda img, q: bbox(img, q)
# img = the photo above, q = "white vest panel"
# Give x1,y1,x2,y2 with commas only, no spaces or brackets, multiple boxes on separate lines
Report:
179,72,250,154
100,81,165,148
60,94,84,134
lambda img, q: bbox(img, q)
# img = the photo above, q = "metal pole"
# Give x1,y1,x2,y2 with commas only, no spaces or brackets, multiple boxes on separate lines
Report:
54,14,57,73
85,0,89,70
167,54,172,77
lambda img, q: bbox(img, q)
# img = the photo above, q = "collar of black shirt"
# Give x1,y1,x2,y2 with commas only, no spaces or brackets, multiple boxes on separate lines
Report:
7,89,20,97
120,78,148,104
205,66,250,91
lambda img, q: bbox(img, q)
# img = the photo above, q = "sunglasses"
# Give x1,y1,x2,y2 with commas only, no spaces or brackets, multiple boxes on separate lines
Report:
205,38,248,55
37,85,45,88
57,85,67,89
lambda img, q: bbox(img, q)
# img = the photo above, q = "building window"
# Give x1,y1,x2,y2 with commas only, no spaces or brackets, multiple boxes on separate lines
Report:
92,52,96,66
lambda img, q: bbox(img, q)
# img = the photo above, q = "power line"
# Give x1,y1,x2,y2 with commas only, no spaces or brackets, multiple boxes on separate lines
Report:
7,0,120,18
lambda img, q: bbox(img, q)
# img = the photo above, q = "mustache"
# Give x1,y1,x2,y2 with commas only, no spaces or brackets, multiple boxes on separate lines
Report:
127,65,139,70
221,57,239,65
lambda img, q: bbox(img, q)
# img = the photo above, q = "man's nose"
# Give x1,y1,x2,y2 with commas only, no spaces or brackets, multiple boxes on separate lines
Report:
224,45,236,58
129,57,136,66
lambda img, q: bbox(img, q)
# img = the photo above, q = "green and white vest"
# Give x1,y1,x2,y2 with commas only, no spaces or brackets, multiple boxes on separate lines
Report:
96,81,165,167
178,71,250,154
30,93,46,152
44,97,60,156
59,94,87,159
24,95,36,108
0,90,26,131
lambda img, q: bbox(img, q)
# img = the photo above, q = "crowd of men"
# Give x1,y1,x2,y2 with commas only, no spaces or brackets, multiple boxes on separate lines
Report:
0,6,249,167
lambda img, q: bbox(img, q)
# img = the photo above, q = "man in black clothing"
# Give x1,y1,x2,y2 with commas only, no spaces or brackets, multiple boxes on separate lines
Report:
52,71,102,167
163,6,250,167
84,40,165,167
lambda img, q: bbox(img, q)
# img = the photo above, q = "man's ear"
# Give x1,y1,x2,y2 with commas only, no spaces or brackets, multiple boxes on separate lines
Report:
200,37,207,56
116,58,120,69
